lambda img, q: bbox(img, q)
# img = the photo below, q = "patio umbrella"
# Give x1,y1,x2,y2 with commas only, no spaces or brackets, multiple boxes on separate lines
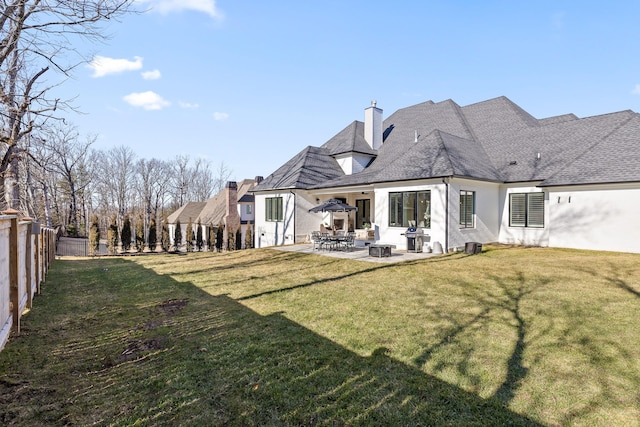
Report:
309,198,357,231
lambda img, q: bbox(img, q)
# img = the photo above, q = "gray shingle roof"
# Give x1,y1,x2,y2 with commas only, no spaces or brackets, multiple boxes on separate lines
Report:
540,114,640,186
251,146,345,191
320,121,378,156
256,96,640,191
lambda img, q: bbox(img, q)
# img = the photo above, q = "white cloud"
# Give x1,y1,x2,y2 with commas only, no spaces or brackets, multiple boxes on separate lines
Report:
88,56,143,78
123,91,171,110
213,112,229,121
135,0,222,18
179,101,200,109
632,84,640,95
141,69,161,80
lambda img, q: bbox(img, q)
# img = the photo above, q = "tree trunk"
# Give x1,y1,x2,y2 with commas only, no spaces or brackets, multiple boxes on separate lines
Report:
42,181,53,227
68,180,78,236
3,155,21,212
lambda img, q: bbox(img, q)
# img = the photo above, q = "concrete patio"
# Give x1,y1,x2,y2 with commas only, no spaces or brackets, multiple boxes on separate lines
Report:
272,243,443,264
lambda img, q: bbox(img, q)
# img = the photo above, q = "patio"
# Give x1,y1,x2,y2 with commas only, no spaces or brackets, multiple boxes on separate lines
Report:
272,243,442,264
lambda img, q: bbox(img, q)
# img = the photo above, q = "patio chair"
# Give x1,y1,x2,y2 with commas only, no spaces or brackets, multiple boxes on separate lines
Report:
342,232,356,251
311,231,322,250
319,232,333,251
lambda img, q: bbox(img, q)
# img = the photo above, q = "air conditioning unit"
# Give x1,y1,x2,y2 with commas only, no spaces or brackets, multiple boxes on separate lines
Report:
465,242,482,255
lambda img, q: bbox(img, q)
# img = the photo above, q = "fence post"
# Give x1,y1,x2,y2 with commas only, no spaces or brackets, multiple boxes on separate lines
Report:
22,219,33,309
3,211,20,334
0,216,12,350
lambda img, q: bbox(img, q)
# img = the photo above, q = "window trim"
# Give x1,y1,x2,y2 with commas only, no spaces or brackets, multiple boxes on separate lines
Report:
459,190,475,229
265,197,283,222
388,190,431,228
509,192,544,228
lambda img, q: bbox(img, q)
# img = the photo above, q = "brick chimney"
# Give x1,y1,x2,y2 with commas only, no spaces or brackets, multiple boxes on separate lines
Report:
223,181,240,250
364,100,383,150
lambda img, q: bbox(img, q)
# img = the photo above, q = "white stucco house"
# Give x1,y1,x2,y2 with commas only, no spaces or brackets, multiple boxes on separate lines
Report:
251,97,640,253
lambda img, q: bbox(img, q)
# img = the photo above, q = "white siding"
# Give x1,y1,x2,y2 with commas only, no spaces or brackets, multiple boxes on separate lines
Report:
374,180,446,251
254,192,296,247
498,185,550,247
448,179,501,251
239,203,254,223
547,185,640,253
335,154,374,175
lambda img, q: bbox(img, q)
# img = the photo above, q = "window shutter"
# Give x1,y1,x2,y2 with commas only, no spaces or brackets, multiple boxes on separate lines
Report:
510,193,526,226
527,193,545,227
277,197,283,221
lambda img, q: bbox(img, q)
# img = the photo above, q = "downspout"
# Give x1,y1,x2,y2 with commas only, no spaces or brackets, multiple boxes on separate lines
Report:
443,177,450,253
289,191,296,244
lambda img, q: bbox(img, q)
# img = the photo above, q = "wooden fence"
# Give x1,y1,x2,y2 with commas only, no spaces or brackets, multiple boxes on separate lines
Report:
0,212,56,352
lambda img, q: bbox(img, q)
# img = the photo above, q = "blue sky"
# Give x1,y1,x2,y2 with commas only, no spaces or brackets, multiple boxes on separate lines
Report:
56,0,640,183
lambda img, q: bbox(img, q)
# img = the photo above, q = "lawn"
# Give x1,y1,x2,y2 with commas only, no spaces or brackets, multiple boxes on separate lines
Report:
1,245,639,426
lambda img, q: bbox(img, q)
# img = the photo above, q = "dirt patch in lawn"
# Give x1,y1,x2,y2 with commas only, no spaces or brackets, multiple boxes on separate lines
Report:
157,298,189,314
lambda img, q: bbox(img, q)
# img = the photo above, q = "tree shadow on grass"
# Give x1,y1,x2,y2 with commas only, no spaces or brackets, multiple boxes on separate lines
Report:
413,271,549,407
0,258,542,426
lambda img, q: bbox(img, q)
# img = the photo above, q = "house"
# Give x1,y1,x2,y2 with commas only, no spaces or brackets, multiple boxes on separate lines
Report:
168,177,262,250
251,97,640,254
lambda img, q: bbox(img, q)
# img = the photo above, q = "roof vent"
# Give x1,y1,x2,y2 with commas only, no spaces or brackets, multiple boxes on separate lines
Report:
509,160,518,166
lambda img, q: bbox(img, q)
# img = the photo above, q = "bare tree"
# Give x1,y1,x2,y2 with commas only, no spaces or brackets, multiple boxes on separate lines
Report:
95,145,136,226
144,158,172,222
213,161,232,195
0,0,135,211
39,124,94,235
136,157,172,246
191,157,214,201
171,154,191,208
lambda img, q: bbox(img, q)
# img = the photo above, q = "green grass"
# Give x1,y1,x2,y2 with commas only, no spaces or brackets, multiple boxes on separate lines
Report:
1,246,639,426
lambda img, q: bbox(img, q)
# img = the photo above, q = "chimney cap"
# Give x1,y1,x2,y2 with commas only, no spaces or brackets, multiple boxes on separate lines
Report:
371,100,377,107
226,181,237,189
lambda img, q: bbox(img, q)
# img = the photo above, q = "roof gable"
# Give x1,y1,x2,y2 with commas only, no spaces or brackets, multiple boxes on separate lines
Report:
321,121,377,156
252,146,345,191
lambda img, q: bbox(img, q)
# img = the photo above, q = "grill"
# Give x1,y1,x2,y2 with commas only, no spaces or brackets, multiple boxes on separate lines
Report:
402,227,424,253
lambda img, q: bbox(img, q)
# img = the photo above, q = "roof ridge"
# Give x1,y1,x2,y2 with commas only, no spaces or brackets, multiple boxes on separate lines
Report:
542,114,637,185
451,101,480,142
601,114,637,141
580,109,636,120
432,130,455,175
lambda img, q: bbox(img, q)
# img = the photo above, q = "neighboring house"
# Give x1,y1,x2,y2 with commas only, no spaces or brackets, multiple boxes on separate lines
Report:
168,177,262,250
251,97,640,253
